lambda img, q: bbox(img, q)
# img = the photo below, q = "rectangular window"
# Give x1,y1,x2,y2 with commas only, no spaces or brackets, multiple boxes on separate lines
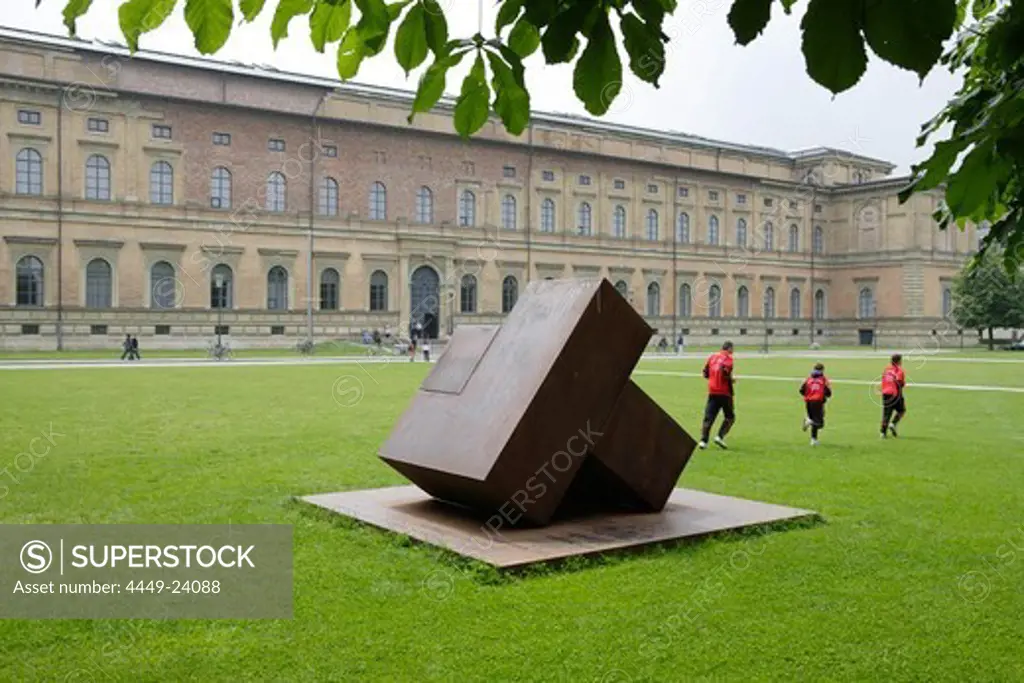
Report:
792,328,800,336
17,110,41,125
268,138,286,152
152,124,172,139
647,183,659,194
814,204,823,213
789,200,797,209
737,193,747,204
87,117,109,133
542,170,555,181
614,179,626,190
578,174,592,186
502,165,516,178
213,132,231,146
678,187,689,198
271,325,285,336
710,328,719,336
323,145,338,158
764,197,774,207
767,328,774,336
739,328,747,336
155,325,171,335
215,325,230,336
375,150,388,164
90,324,108,335
708,190,719,201
21,324,40,335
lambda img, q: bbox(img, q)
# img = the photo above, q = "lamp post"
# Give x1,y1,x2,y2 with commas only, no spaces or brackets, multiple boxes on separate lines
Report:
215,272,224,353
872,299,879,352
809,182,817,347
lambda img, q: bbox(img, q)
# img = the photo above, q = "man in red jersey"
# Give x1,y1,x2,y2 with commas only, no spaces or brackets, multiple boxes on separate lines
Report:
880,353,907,438
698,341,735,450
799,363,832,446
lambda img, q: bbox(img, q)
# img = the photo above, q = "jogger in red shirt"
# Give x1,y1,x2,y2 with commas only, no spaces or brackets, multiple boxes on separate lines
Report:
799,363,832,446
880,353,907,438
699,341,735,450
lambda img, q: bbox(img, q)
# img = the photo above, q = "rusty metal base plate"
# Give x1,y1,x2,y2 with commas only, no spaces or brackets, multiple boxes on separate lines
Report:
300,486,818,569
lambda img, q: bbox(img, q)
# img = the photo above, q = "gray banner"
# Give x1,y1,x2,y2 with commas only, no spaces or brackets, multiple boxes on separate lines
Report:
0,525,292,619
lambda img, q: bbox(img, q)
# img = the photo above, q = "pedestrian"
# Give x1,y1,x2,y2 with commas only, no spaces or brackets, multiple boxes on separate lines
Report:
800,363,832,446
129,335,140,360
422,341,431,363
120,334,132,361
880,353,907,438
698,341,736,450
409,337,417,362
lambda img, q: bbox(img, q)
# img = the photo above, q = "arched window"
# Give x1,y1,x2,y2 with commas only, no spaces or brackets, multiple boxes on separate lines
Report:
416,186,433,224
708,284,722,318
814,289,826,320
788,224,800,252
320,268,340,310
210,264,233,309
458,190,476,227
789,288,801,319
15,255,44,306
736,218,748,248
764,222,774,251
85,258,112,308
613,205,627,238
211,167,231,209
502,275,518,313
614,280,629,298
85,154,111,200
369,181,387,220
541,198,556,233
677,212,690,244
150,261,177,309
858,287,875,319
737,286,750,318
15,148,43,195
578,202,592,236
763,287,776,319
502,194,517,231
150,161,173,205
679,283,692,317
646,209,659,241
813,225,824,254
319,177,339,216
708,215,720,245
646,282,661,317
266,172,286,212
942,287,953,318
369,270,388,311
460,274,477,313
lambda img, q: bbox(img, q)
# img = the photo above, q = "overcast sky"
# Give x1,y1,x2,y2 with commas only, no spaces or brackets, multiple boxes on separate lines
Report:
11,0,961,174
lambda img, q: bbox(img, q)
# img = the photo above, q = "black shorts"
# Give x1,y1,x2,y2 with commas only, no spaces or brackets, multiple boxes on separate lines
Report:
805,401,825,428
882,393,906,418
704,394,735,423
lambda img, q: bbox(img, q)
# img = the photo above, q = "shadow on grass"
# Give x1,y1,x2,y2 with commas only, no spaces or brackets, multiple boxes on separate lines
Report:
286,496,825,586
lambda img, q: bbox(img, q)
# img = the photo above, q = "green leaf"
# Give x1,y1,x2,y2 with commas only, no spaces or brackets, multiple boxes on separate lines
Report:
422,0,448,54
508,17,540,58
118,0,177,51
945,142,1007,217
355,0,392,54
409,50,467,122
336,28,366,78
780,0,798,11
310,0,352,52
453,54,490,138
394,3,428,75
863,0,955,79
800,0,867,93
239,0,266,22
728,0,772,45
487,52,530,134
573,13,621,115
271,0,314,48
632,0,666,28
542,4,589,63
620,13,665,86
972,0,996,20
496,0,525,33
63,0,94,35
386,0,411,20
184,0,234,54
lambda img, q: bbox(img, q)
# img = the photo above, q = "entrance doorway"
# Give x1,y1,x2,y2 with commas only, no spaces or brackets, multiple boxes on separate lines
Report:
410,266,440,339
858,329,874,346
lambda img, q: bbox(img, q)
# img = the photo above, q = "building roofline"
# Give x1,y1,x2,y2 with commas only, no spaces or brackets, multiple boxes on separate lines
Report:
0,26,897,171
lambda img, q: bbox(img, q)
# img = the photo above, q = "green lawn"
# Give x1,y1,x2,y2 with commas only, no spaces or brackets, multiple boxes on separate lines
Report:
0,354,1022,682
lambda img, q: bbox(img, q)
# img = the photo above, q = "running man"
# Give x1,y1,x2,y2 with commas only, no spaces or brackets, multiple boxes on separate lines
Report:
698,341,736,450
800,363,832,446
880,353,907,438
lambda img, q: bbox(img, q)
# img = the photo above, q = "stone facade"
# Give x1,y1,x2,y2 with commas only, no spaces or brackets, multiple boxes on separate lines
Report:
0,29,976,350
